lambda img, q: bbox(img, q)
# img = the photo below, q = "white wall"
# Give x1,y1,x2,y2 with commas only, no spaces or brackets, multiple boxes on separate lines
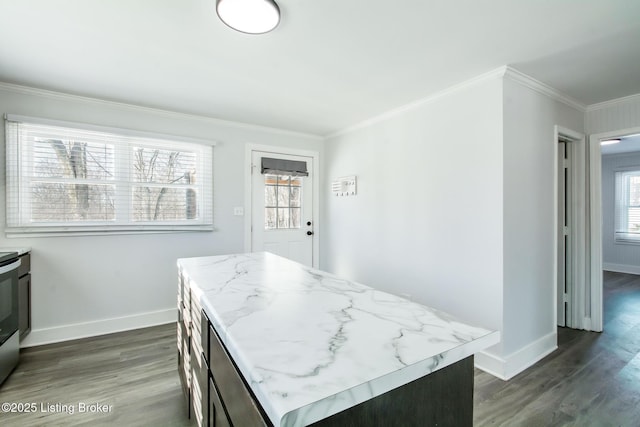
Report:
322,75,505,356
0,83,323,346
601,152,640,274
586,94,640,135
501,78,584,367
322,70,587,379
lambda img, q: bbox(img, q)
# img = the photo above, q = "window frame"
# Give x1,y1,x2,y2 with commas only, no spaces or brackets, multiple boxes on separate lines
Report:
614,167,640,244
5,114,215,236
263,174,302,230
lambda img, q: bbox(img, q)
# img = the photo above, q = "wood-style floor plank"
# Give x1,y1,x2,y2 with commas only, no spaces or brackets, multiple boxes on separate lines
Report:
0,324,194,426
1,271,638,426
474,271,640,427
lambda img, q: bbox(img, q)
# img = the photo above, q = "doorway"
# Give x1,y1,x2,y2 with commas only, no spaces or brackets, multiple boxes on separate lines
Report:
555,126,587,330
245,146,320,268
590,128,640,332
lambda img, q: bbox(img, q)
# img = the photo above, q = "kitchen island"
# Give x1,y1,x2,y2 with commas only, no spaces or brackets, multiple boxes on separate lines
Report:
177,252,499,427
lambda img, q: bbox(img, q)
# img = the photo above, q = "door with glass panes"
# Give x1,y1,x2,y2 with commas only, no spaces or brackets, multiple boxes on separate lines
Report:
251,151,313,267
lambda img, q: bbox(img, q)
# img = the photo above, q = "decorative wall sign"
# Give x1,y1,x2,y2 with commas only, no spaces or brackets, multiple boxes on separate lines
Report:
332,176,357,196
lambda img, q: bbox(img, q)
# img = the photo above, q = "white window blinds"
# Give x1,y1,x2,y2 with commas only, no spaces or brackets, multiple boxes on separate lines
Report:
614,169,640,243
5,115,214,235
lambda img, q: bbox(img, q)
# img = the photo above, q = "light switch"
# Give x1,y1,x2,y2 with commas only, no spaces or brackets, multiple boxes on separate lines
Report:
233,207,244,216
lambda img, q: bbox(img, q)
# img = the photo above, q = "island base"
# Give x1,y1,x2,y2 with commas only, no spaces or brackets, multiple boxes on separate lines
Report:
310,356,473,427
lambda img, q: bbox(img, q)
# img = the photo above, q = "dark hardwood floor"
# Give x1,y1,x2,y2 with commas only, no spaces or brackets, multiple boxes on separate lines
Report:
0,271,638,426
0,324,194,426
474,271,640,427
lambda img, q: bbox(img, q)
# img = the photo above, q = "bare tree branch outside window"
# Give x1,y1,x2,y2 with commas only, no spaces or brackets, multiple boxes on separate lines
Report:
5,119,213,232
31,139,115,222
132,147,198,221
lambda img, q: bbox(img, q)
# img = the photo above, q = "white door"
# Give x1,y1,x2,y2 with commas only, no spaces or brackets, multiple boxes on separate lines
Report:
251,151,314,267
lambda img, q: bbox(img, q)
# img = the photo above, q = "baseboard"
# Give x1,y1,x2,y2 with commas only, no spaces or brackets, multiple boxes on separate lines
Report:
603,262,640,275
19,308,177,348
474,350,508,380
475,330,557,381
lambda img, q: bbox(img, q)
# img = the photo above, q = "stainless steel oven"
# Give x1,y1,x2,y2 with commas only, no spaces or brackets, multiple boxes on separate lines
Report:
0,252,20,386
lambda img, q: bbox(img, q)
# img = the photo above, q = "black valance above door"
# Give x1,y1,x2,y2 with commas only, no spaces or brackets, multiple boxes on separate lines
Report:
261,157,309,176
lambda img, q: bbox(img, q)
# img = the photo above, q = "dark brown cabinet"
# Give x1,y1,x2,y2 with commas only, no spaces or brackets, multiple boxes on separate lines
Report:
209,374,230,427
18,252,31,340
206,319,267,426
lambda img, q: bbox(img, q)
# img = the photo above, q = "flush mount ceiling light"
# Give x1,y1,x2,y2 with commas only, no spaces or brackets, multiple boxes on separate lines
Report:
216,0,280,34
600,139,621,146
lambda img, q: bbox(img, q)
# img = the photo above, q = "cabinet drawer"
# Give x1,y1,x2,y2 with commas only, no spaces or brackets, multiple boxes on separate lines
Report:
209,373,231,427
208,324,269,426
201,309,210,365
177,346,190,413
18,253,30,278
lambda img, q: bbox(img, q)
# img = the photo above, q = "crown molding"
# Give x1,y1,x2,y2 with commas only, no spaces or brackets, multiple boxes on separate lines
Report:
327,66,589,139
502,67,586,112
326,66,509,139
0,81,323,141
586,92,640,112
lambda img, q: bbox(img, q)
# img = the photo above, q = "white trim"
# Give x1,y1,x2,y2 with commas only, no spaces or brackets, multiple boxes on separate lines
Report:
327,66,586,139
0,81,323,141
244,144,320,268
603,263,640,275
474,351,508,380
326,66,509,139
613,168,640,245
586,92,640,112
503,68,587,112
589,134,604,332
475,331,558,381
552,127,560,328
592,126,640,142
19,308,176,348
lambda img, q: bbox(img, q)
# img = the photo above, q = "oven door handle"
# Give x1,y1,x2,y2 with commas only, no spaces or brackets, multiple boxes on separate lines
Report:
0,259,21,275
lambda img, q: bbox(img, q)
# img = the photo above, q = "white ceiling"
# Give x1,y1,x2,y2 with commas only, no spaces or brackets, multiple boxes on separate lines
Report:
0,0,639,136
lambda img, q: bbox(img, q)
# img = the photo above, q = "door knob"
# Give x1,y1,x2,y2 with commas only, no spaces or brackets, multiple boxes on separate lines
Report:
307,231,314,236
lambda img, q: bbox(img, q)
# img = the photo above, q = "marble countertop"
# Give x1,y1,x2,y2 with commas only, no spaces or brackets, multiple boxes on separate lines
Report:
178,252,500,427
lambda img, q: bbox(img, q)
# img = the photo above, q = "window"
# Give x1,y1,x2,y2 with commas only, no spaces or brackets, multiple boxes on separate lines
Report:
264,174,302,229
5,115,213,235
614,169,640,243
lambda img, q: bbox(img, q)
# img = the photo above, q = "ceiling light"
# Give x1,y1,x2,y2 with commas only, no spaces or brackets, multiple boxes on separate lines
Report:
600,139,621,146
216,0,280,34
